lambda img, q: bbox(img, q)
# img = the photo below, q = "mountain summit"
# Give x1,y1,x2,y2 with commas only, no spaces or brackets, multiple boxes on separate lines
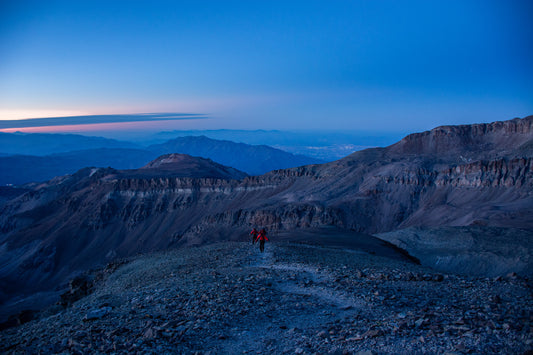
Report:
135,153,247,180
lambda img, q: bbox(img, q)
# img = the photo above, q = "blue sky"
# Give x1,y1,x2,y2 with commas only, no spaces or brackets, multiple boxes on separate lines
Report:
0,0,532,133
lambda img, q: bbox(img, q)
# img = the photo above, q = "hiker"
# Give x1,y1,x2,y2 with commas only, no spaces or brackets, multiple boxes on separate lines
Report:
250,228,259,244
256,228,268,252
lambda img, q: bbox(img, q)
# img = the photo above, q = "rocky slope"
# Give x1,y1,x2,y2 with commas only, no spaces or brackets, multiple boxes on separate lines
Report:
376,226,532,277
0,154,246,314
1,242,531,354
0,116,532,322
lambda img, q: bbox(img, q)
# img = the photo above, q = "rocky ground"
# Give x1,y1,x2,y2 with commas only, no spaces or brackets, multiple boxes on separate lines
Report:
1,241,532,354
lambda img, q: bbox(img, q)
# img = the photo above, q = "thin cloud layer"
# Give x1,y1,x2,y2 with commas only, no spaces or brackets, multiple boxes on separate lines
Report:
0,113,208,129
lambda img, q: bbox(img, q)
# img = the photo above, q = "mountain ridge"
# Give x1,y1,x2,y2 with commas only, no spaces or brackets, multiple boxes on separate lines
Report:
388,115,533,159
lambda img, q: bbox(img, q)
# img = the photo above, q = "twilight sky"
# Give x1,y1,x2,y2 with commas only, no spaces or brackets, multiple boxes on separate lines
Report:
0,0,532,133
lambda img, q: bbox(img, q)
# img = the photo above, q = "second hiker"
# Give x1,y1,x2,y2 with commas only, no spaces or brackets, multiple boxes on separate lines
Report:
256,228,268,252
250,228,259,244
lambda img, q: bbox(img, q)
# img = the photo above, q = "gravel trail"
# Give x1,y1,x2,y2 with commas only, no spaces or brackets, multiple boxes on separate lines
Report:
1,241,531,354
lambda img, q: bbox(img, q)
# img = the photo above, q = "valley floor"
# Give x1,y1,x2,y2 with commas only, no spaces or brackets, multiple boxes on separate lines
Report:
1,241,531,354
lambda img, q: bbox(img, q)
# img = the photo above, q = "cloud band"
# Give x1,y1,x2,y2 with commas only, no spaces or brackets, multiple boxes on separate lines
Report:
0,113,208,129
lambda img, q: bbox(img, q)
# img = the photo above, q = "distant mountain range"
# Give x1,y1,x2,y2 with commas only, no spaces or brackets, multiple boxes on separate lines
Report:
149,136,321,176
150,129,404,160
0,115,531,319
0,132,137,156
0,129,404,163
0,148,156,186
0,135,323,185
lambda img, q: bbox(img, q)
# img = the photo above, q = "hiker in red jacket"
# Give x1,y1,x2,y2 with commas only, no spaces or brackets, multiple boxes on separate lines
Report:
250,228,259,244
256,228,268,252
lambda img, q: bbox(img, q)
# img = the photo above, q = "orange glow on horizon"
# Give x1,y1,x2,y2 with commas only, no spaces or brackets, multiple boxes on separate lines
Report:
0,109,91,121
0,119,208,133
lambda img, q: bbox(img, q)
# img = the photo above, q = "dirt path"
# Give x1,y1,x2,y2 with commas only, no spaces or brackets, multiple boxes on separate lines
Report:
220,243,366,353
1,241,531,354
259,245,366,310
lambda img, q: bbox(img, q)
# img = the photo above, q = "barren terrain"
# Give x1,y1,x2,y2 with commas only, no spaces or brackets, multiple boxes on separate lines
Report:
1,240,531,354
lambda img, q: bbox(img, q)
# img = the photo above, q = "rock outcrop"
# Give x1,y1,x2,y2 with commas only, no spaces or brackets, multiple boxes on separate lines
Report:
376,226,533,277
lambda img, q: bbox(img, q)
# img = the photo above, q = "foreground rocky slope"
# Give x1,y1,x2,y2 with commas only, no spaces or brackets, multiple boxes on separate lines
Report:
1,241,531,354
0,116,531,318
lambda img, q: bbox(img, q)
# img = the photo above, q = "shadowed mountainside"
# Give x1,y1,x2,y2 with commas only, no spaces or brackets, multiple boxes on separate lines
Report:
0,115,531,319
0,154,246,310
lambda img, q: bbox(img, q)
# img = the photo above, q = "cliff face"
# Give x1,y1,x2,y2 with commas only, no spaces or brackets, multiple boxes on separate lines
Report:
177,157,532,241
0,117,532,306
389,116,533,159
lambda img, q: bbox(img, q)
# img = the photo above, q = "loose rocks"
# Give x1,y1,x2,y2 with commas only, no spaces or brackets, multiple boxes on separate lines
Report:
1,242,531,354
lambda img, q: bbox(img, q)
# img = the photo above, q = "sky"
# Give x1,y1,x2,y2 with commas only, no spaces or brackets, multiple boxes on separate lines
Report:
0,0,532,134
